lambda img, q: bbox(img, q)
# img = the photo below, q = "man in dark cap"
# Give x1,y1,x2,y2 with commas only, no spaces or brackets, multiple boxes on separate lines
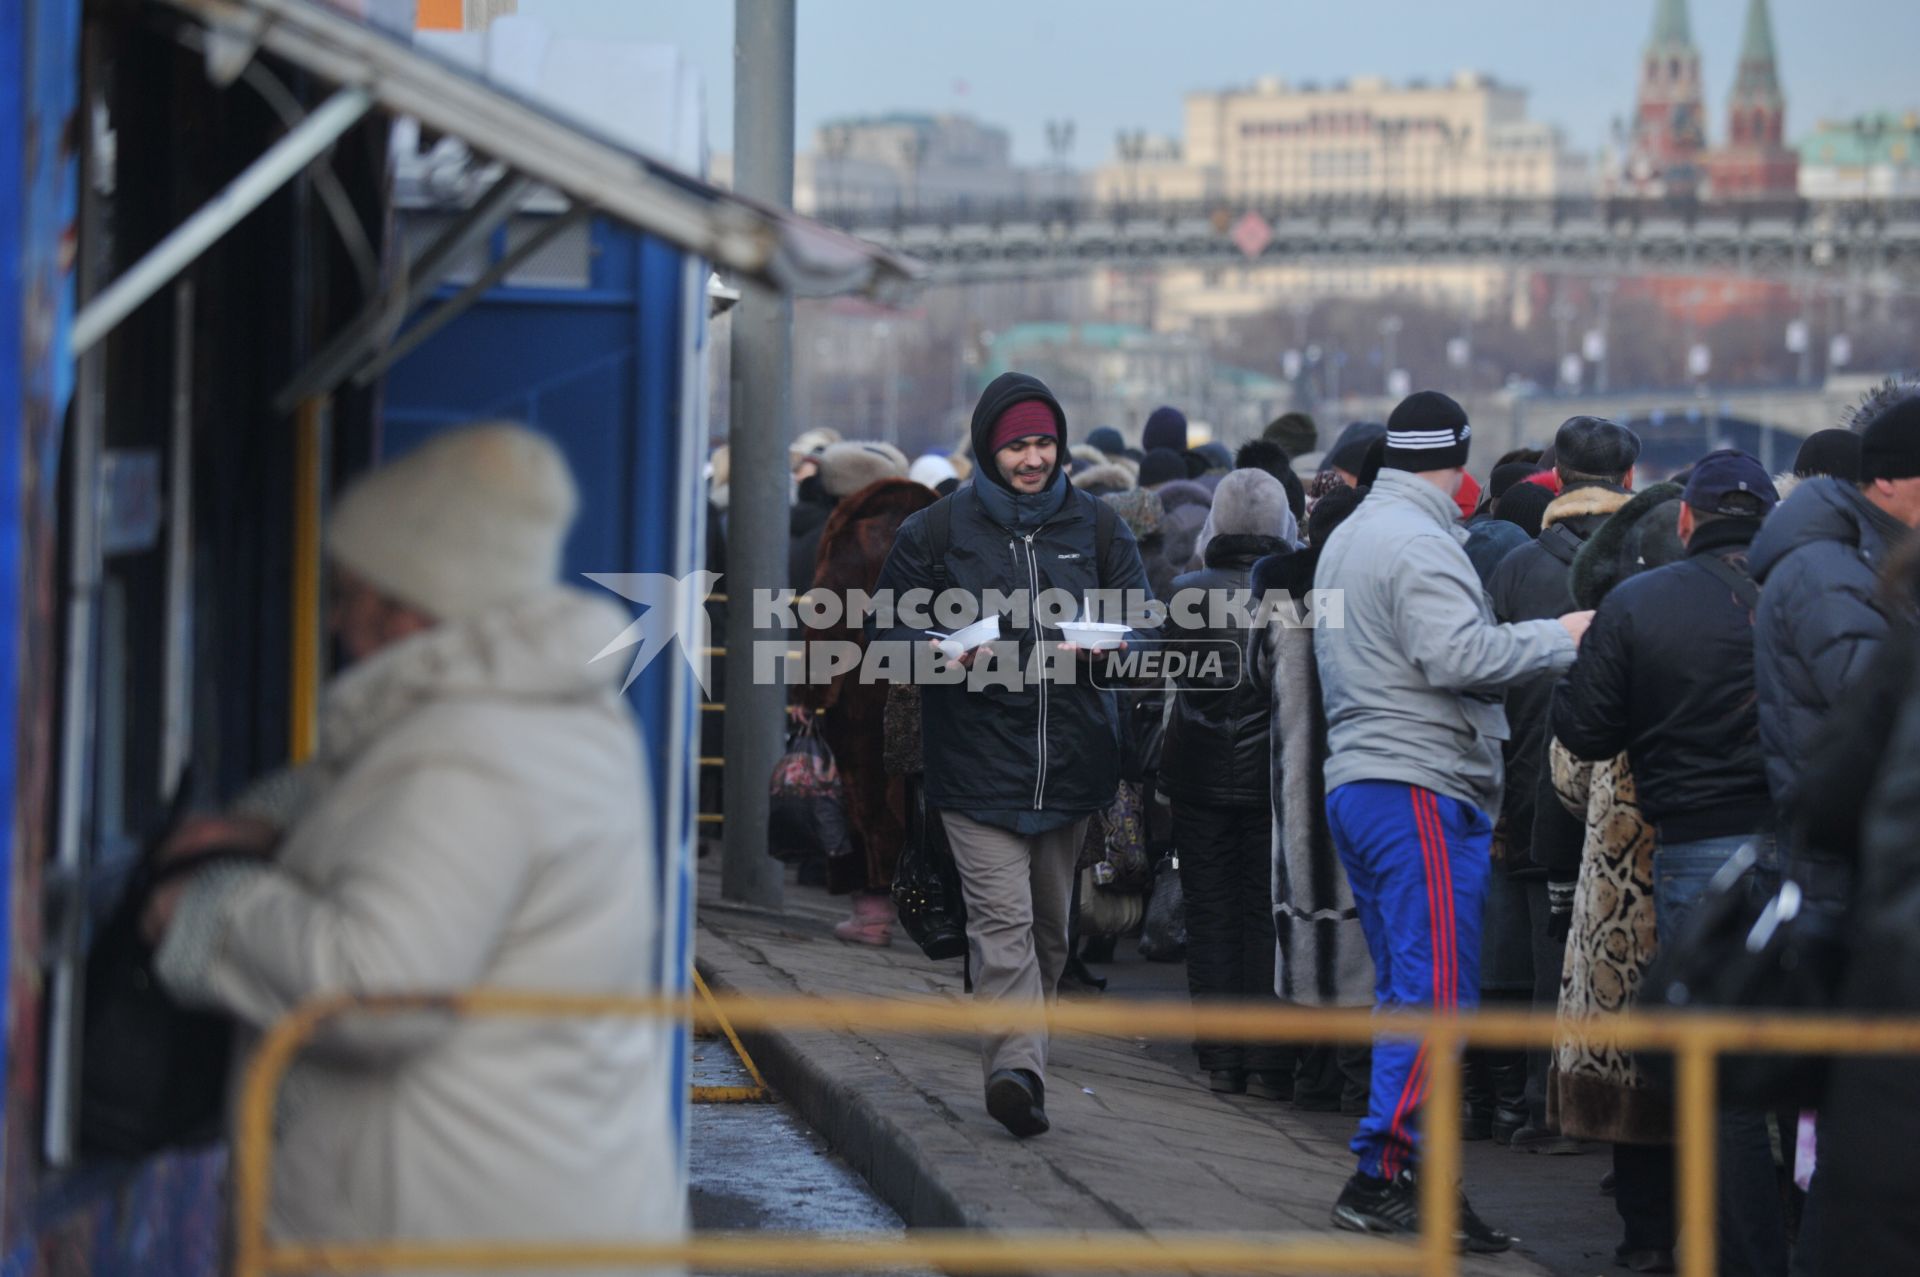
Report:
1138,447,1188,490
1315,389,1590,1248
1142,405,1189,454
1484,415,1640,1153
1791,428,1862,483
1086,426,1127,460
1322,421,1387,489
872,372,1151,1141
1551,449,1787,1276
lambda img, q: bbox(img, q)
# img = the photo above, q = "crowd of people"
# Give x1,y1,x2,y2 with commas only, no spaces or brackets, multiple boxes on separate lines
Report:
777,370,1920,1275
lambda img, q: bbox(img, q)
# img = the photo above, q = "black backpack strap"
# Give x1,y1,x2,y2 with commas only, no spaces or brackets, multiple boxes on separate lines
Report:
1537,522,1583,567
1696,551,1761,613
927,493,955,589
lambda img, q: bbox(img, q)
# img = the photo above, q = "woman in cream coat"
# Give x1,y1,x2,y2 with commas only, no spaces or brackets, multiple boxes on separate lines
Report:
148,423,680,1271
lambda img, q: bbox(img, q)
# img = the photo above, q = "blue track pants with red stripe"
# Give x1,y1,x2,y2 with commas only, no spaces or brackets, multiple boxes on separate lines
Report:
1326,780,1492,1180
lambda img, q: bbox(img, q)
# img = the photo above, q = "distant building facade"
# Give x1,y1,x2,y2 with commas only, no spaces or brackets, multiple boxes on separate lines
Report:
1094,71,1587,206
1797,114,1920,201
787,113,1079,215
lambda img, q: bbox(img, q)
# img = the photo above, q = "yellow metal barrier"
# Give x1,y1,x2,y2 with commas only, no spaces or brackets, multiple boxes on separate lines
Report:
689,970,771,1105
232,991,1920,1277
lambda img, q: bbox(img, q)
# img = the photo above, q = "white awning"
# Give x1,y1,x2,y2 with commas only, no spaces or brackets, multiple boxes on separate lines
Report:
72,0,921,357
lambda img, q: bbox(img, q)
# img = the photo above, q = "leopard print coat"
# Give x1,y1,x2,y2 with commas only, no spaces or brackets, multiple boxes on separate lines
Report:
1546,740,1671,1146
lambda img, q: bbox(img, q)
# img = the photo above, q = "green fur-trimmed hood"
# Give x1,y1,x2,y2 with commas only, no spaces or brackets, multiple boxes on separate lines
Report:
1568,482,1685,609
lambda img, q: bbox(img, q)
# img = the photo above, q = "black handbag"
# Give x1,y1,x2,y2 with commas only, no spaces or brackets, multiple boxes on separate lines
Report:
1640,841,1849,1109
80,821,266,1157
1137,853,1188,962
892,781,968,962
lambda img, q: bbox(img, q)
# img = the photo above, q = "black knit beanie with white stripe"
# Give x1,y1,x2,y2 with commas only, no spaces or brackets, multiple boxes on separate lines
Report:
1384,391,1472,472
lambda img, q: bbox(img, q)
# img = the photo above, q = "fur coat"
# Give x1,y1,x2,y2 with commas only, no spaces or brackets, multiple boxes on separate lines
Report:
1252,548,1375,1007
800,478,936,894
1543,484,1690,1146
1546,740,1668,1144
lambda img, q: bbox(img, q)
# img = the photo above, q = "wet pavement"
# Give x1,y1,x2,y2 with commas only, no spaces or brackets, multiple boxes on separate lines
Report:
689,1025,935,1274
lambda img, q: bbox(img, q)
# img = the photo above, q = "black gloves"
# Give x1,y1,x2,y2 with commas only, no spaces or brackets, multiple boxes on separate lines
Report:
1546,880,1576,942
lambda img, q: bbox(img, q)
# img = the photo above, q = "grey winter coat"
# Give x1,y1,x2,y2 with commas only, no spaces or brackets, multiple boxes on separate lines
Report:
1749,476,1909,808
1313,469,1577,816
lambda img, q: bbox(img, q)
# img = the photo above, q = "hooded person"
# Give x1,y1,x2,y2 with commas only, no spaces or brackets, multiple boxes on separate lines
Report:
1071,461,1137,497
1161,469,1303,1096
1250,484,1374,1113
1315,390,1586,1247
1752,381,1920,814
1142,405,1189,455
1154,477,1214,574
1138,447,1189,490
147,423,679,1265
871,372,1152,1140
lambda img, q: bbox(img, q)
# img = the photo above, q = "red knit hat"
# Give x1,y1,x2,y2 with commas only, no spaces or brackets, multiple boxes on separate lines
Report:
986,401,1059,455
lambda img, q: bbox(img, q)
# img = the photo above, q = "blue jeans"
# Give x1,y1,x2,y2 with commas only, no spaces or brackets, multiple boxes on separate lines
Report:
1656,833,1789,1277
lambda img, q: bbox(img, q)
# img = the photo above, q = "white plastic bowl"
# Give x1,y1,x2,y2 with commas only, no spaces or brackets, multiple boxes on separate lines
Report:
931,616,1000,659
1058,620,1130,651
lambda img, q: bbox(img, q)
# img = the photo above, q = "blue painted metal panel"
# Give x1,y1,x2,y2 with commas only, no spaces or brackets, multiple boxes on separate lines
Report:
381,215,702,1161
0,7,28,1214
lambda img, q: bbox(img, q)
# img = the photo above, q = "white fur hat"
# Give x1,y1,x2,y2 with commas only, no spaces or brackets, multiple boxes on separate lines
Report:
909,453,959,489
325,421,580,622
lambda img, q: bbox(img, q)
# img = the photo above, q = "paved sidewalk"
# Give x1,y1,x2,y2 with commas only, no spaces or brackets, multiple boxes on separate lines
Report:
696,863,1619,1275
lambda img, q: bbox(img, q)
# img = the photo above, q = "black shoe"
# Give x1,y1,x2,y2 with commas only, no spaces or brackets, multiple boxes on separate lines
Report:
1208,1068,1248,1094
1245,1071,1292,1101
1509,1122,1583,1154
1059,957,1107,995
1614,1244,1675,1272
1330,1171,1418,1238
1491,1108,1527,1145
1329,1170,1513,1254
1456,1184,1514,1254
1599,1169,1618,1197
985,1069,1049,1138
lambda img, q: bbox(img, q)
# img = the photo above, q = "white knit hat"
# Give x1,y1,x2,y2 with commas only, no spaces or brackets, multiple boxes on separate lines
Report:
325,422,580,621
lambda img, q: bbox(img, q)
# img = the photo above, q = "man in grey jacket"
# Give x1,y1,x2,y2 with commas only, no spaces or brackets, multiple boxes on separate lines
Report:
1313,391,1591,1249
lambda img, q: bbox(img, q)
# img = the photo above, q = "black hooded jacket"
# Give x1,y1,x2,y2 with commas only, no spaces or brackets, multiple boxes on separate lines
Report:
1160,533,1290,808
871,373,1152,817
1551,518,1773,842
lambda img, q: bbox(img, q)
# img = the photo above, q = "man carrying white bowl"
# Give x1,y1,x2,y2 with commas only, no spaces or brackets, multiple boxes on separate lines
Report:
872,371,1152,1138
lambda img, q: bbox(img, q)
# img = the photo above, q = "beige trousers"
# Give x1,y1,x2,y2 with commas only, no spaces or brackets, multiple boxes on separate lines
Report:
940,810,1091,1083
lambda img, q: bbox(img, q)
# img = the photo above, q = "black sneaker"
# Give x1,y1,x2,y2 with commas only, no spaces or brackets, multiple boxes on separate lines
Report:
1330,1171,1418,1237
1208,1068,1248,1094
1329,1170,1513,1254
1614,1243,1676,1272
985,1068,1049,1138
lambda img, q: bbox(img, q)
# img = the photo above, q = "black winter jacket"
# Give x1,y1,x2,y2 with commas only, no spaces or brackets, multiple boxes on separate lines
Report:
871,373,1151,816
789,475,839,593
1749,477,1908,809
1160,533,1289,808
1550,520,1772,842
1487,484,1631,876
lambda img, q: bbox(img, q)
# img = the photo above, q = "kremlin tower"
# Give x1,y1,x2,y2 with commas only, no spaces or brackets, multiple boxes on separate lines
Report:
1622,0,1707,196
1704,0,1800,197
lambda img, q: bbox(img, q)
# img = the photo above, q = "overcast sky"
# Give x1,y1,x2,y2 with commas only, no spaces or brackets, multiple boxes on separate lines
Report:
516,0,1919,166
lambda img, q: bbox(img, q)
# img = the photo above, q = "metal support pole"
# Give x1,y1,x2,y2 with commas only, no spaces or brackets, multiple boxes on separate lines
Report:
721,0,795,908
71,87,374,355
1677,1043,1718,1277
